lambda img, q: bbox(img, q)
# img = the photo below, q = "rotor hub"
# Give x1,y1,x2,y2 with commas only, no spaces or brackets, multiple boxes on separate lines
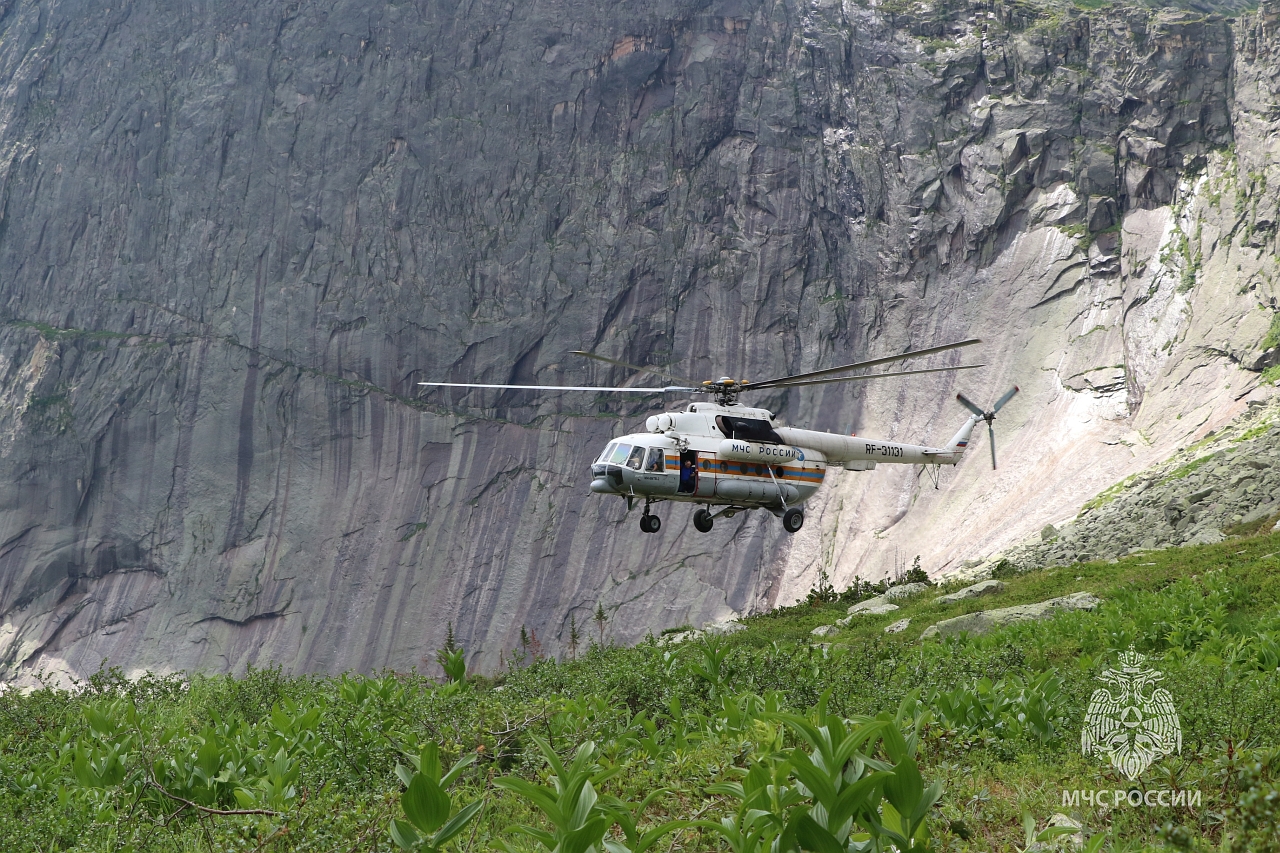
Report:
703,378,745,405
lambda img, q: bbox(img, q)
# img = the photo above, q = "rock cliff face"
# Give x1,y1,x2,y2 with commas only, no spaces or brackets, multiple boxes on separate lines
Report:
1,0,1278,681
1005,397,1280,568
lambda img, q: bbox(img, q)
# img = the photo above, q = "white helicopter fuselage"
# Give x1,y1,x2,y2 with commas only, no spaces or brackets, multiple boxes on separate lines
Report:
589,401,981,530
418,341,1011,534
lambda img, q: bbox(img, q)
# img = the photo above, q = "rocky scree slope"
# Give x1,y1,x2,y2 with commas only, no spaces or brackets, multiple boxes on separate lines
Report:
1007,397,1280,568
0,0,1279,681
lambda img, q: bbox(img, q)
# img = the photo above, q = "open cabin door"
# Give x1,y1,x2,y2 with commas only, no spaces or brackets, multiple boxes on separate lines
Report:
677,450,698,494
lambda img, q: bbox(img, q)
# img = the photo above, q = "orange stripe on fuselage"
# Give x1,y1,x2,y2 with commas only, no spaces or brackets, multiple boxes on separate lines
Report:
658,456,823,482
720,461,823,482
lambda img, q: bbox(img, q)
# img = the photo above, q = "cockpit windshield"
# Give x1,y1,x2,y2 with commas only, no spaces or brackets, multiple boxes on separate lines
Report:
608,443,632,465
597,442,618,463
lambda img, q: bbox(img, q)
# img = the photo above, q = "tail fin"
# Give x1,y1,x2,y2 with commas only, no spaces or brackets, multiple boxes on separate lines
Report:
945,414,983,453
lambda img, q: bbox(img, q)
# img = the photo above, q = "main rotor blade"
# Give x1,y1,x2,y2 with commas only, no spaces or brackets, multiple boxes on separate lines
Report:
956,392,986,417
742,338,982,390
418,382,700,394
569,351,696,386
754,363,986,390
988,421,998,469
992,385,1020,413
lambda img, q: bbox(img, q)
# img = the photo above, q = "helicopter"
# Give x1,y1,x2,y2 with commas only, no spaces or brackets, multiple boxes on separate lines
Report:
420,340,1018,535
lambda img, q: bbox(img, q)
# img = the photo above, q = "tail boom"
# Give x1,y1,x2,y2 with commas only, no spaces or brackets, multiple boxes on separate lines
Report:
774,417,980,467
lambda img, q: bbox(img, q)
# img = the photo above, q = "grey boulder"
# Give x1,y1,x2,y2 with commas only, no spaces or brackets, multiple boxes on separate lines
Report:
884,582,931,601
704,619,747,636
920,593,1101,639
934,580,1006,605
846,599,903,616
1242,502,1280,525
846,583,929,616
1185,528,1225,546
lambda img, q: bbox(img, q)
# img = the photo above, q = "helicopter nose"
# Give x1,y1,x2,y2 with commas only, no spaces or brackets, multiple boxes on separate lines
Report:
590,463,620,494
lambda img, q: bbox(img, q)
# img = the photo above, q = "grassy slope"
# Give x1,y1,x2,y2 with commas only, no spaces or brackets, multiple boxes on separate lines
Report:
2,531,1279,852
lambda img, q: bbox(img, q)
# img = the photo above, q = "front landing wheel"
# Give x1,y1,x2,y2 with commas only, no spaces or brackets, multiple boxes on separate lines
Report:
692,508,714,533
782,508,805,533
640,514,661,534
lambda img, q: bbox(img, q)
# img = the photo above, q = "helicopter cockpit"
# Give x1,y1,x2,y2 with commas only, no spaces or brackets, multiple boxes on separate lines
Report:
595,441,666,472
589,438,675,497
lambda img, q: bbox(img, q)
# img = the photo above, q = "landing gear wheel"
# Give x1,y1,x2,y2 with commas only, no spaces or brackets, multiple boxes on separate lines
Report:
693,508,714,533
782,508,805,533
640,514,661,534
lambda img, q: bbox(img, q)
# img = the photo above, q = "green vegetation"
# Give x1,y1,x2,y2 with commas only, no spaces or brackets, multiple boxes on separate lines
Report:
1166,451,1220,481
24,392,75,434
1053,220,1120,253
1173,227,1200,293
10,320,139,343
1078,473,1136,514
1222,509,1280,539
1054,222,1088,241
1260,312,1280,353
1072,0,1111,13
921,38,958,55
3,530,1280,852
400,522,432,542
1234,415,1277,442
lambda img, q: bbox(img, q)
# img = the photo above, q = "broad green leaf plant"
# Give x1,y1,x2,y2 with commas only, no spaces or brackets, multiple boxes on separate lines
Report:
492,737,688,853
773,692,942,853
390,742,483,851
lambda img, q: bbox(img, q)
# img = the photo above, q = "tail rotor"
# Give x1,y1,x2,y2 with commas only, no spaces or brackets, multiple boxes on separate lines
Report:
957,386,1019,469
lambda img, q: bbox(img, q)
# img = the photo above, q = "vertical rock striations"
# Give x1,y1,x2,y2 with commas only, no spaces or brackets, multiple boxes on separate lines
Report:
0,0,1276,681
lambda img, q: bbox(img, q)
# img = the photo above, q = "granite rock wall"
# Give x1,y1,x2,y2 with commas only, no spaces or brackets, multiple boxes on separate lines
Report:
1,0,1277,681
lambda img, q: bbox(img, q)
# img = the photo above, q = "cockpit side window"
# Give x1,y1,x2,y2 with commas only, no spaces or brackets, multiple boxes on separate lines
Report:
597,442,618,463
609,444,632,465
626,446,646,470
644,447,665,472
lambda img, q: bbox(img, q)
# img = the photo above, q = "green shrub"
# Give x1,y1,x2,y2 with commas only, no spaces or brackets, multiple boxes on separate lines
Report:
1262,312,1280,351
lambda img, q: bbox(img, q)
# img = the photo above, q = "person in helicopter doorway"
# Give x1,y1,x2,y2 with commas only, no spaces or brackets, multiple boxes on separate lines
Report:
679,457,697,493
